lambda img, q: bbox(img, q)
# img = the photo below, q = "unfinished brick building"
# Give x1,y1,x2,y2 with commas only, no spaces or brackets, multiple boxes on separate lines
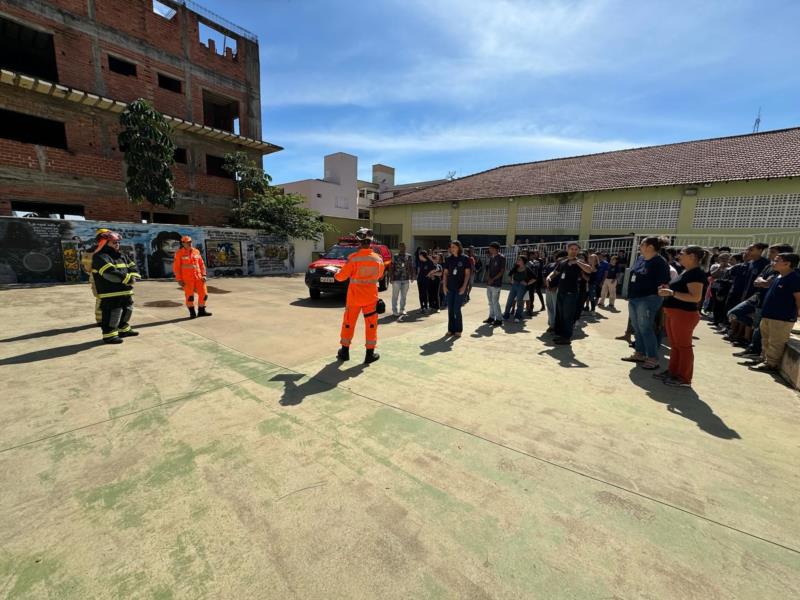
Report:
0,0,281,226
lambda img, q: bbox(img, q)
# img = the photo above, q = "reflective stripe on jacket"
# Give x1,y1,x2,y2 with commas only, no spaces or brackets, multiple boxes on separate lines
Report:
173,247,207,281
335,248,385,306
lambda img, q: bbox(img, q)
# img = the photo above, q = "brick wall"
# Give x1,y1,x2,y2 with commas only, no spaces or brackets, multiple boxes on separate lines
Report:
0,0,264,227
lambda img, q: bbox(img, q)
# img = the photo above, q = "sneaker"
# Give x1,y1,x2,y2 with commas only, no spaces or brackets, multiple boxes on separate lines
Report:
119,330,139,338
749,364,777,373
492,320,503,326
652,369,671,380
103,337,123,345
483,318,494,324
732,350,759,358
621,353,646,363
664,376,691,387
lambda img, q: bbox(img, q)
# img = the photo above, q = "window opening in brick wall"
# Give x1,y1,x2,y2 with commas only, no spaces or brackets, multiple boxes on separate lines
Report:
153,212,189,224
199,21,238,57
157,72,182,93
591,199,680,230
0,108,67,149
152,0,177,19
202,90,240,133
108,55,137,77
692,194,800,229
141,211,152,223
0,16,59,82
206,154,232,178
11,201,84,220
516,203,582,231
173,147,188,164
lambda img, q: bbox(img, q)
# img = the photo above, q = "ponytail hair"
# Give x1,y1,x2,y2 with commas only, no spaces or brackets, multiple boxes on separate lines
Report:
682,245,706,263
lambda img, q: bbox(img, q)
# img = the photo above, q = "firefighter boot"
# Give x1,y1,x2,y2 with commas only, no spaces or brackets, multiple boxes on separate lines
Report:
188,307,197,319
364,349,380,364
337,346,350,361
198,306,212,317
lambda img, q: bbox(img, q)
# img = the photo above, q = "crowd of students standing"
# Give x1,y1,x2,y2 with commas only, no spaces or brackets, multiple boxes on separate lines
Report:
385,237,800,388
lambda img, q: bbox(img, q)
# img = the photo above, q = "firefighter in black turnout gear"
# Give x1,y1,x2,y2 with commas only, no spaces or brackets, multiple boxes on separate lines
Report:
92,231,141,344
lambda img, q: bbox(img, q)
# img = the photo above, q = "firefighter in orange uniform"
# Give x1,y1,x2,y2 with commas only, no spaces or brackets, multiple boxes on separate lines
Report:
173,235,212,319
335,228,385,364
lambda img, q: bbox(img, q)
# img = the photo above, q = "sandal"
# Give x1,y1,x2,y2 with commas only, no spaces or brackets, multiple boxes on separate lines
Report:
641,359,660,370
621,353,645,363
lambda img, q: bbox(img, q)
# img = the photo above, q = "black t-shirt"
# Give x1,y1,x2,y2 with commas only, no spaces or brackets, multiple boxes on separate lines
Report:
553,259,583,294
628,255,671,298
417,260,435,280
544,261,559,290
664,267,707,311
486,253,506,288
444,255,470,291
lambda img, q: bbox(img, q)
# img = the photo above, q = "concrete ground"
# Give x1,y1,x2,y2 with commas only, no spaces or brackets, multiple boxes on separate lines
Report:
1,277,798,599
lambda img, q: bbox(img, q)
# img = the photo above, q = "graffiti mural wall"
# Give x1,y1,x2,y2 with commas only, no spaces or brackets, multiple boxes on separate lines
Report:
0,217,294,284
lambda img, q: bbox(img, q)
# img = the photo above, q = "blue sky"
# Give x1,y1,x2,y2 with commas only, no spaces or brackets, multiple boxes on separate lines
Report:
205,0,800,185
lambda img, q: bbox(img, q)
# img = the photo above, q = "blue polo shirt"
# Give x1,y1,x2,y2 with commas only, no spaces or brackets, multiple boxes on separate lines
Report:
761,270,800,322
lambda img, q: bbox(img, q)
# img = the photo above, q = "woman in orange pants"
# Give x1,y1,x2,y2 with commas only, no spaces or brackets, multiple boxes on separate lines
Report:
173,236,212,319
656,246,707,387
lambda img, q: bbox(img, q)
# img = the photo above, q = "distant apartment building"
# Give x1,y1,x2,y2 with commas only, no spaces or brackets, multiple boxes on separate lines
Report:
0,0,281,226
280,154,447,223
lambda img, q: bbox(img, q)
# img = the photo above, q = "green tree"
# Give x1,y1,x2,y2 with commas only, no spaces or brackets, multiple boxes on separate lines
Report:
223,151,333,240
118,99,176,208
223,151,271,204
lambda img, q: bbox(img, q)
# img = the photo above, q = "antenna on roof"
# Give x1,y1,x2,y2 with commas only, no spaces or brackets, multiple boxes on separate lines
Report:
752,107,761,133
446,170,457,180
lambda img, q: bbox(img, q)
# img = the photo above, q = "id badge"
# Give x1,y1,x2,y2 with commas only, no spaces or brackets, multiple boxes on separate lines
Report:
631,274,637,282
561,273,566,280
453,268,458,276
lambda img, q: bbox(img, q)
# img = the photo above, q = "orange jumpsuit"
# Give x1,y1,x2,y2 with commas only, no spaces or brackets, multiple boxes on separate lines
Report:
335,248,385,349
173,247,208,307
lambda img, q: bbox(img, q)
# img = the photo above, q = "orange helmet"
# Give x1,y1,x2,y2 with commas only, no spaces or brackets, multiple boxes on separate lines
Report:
181,235,192,243
95,230,121,253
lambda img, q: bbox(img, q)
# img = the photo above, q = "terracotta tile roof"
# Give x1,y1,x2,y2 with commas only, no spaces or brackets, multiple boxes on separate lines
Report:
372,127,800,207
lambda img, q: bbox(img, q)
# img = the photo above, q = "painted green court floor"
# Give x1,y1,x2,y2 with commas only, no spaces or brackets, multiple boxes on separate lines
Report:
1,278,798,599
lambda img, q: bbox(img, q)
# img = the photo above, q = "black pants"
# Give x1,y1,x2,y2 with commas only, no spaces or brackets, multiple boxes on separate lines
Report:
428,278,441,310
418,277,431,309
527,284,545,310
100,296,133,340
555,291,579,339
711,295,729,325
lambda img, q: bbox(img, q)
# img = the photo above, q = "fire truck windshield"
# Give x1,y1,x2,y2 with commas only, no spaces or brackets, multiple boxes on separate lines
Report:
323,245,359,260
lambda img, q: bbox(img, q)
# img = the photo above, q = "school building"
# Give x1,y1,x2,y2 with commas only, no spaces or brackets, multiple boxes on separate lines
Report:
370,127,800,251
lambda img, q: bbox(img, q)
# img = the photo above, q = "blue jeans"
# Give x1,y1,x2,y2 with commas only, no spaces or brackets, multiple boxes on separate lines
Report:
727,299,755,326
555,291,579,339
486,286,502,321
747,308,764,353
446,288,465,333
629,295,664,358
546,290,558,328
503,282,527,319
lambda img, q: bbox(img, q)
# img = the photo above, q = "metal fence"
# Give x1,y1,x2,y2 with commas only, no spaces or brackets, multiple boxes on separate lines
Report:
422,231,800,284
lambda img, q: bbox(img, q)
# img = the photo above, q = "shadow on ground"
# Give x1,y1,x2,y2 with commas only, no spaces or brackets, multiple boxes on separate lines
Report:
0,318,189,365
270,361,368,406
628,369,741,440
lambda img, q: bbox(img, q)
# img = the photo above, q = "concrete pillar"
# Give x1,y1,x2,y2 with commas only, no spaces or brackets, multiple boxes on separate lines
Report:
506,198,518,246
578,192,593,241
450,204,459,241
677,191,697,235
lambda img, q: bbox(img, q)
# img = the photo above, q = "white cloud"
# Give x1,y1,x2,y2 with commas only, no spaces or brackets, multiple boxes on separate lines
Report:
276,119,641,156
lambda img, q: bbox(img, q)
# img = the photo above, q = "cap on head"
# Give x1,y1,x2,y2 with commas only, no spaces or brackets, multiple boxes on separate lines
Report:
181,235,192,243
